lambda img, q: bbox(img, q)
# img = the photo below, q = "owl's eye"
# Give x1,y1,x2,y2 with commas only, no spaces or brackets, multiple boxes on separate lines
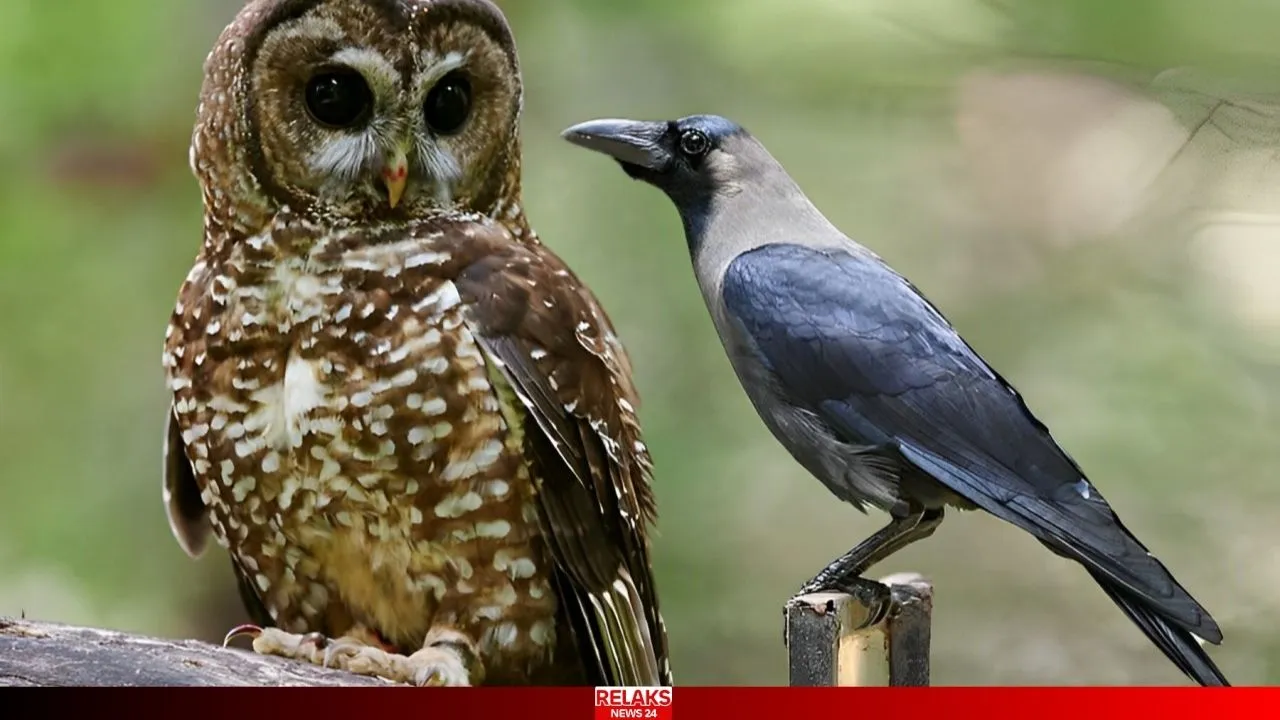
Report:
424,71,472,136
304,68,373,129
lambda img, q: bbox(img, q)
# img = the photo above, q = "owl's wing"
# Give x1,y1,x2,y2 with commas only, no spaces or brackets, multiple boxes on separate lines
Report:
164,346,273,630
455,228,671,687
164,404,211,559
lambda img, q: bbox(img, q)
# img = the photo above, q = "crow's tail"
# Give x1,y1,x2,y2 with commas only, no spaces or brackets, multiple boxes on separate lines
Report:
1088,569,1230,687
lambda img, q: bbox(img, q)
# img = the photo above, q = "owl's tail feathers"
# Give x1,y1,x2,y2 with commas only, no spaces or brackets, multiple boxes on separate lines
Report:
588,569,664,687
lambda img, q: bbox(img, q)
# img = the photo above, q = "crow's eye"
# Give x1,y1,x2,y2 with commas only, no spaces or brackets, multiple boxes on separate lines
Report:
304,68,373,129
424,71,472,136
678,129,710,157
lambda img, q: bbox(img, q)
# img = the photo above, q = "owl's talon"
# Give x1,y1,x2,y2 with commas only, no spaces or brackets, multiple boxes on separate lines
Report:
313,635,477,686
406,643,473,687
242,626,332,661
405,628,482,687
222,623,263,647
300,631,329,651
223,624,460,686
321,636,369,670
268,628,482,686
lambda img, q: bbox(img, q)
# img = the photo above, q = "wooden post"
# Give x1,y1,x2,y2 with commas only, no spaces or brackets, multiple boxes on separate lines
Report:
784,572,933,687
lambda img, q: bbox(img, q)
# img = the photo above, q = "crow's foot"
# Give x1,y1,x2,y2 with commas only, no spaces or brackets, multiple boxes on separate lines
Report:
797,574,893,627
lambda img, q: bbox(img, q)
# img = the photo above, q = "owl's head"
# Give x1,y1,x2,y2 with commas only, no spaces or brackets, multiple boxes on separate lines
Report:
192,0,524,229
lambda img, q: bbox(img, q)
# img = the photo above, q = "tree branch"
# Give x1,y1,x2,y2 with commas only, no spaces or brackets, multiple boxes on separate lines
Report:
0,616,389,687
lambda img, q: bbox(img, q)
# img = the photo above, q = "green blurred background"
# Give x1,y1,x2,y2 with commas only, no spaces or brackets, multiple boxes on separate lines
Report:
2,0,1279,686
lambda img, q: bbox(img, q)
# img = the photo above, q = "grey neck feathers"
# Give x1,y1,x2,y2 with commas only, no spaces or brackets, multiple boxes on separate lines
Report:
686,146,853,306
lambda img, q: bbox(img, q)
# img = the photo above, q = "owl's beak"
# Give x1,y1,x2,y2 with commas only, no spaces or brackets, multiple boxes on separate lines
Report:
382,149,409,209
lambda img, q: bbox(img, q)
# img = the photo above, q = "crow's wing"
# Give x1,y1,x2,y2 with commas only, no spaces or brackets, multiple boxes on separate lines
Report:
720,242,1224,675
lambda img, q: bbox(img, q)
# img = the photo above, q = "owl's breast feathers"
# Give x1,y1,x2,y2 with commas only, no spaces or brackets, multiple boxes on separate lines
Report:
162,209,669,686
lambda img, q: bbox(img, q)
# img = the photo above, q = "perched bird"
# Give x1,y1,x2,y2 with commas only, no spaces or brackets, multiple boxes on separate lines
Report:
161,0,671,687
561,114,1230,686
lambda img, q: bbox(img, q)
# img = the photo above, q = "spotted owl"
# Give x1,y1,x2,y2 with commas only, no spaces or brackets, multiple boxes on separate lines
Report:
161,0,671,687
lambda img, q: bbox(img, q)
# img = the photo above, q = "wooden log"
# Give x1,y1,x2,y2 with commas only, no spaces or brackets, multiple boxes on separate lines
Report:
0,616,389,687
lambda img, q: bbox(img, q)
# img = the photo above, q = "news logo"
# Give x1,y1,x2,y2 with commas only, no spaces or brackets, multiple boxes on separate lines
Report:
594,687,673,720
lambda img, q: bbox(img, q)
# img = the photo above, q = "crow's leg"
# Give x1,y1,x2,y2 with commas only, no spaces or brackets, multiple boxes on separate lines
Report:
799,506,944,596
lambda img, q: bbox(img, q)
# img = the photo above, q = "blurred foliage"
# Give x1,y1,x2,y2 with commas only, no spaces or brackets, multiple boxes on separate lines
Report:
1,0,1279,686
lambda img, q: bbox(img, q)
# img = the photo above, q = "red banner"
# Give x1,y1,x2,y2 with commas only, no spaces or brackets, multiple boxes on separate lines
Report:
3,686,1268,719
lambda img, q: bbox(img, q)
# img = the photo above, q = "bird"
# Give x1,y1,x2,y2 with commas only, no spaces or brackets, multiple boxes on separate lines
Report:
560,113,1230,686
161,0,671,688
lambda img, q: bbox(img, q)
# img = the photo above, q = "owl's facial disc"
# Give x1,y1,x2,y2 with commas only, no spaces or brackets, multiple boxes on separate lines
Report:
304,59,483,213
288,51,476,216
297,47,465,211
234,0,523,221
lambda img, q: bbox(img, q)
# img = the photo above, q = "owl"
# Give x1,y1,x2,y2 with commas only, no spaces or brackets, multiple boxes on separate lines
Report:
161,0,672,687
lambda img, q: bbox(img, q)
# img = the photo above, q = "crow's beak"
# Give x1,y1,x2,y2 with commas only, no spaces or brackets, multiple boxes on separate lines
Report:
561,118,672,171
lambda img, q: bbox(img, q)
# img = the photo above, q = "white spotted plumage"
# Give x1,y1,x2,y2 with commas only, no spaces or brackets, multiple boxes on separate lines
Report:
166,211,559,666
